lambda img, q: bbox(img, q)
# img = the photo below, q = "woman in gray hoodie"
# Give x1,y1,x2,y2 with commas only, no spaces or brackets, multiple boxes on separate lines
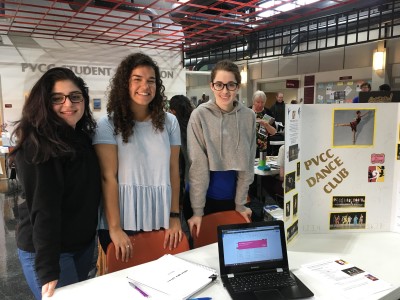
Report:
184,60,257,238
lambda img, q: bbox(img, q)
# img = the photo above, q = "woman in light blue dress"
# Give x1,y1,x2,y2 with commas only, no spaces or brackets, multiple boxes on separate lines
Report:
93,53,183,262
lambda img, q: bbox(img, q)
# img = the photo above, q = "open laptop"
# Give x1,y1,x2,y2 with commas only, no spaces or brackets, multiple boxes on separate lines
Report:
217,220,313,300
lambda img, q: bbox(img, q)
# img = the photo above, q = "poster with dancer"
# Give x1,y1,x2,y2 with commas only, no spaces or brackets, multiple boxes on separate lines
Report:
298,104,399,234
333,109,375,147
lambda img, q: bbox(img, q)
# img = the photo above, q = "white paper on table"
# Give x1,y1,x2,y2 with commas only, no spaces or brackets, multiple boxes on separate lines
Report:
127,254,217,300
301,258,392,299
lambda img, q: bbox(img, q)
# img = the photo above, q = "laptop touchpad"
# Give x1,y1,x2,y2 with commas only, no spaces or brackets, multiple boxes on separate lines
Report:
254,289,285,300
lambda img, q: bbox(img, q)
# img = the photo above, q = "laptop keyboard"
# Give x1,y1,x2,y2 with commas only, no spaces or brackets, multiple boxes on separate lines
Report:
228,271,297,292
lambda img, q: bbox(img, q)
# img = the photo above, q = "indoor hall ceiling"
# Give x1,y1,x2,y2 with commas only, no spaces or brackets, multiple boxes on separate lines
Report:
0,0,385,51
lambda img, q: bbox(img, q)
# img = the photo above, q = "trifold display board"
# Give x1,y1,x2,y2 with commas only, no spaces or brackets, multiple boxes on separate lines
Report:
282,103,400,243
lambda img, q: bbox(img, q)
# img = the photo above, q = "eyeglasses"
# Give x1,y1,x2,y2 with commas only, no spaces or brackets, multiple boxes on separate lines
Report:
212,81,238,91
51,92,84,105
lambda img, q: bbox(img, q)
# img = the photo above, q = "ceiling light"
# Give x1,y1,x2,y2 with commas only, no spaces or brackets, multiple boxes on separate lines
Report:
373,50,385,71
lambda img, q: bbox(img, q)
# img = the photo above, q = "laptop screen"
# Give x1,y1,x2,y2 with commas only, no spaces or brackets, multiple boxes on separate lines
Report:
218,221,289,275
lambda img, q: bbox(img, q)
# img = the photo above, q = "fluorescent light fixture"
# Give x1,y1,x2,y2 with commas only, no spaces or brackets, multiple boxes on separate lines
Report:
373,51,385,71
297,0,320,5
257,0,320,18
258,10,276,18
276,3,297,12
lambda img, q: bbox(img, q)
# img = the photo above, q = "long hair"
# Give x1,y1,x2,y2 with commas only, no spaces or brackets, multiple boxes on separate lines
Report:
107,52,166,143
10,67,96,163
169,95,193,148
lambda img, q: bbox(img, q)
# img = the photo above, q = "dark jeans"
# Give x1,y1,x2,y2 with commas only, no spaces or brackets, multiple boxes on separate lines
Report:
18,239,95,300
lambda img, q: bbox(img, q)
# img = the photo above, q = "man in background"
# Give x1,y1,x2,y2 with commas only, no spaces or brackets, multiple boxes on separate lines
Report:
270,92,285,125
352,82,371,103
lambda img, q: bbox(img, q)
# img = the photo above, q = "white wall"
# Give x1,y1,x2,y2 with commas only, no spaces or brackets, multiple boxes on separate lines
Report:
0,36,185,132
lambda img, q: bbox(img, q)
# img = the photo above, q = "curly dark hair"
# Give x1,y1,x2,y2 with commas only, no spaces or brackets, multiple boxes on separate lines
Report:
10,67,96,164
107,52,167,142
169,95,193,148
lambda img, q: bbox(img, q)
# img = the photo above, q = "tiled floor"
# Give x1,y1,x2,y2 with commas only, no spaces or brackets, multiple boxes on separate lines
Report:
0,179,35,300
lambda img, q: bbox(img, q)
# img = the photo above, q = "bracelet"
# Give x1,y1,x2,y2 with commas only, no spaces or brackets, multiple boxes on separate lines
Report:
170,212,180,218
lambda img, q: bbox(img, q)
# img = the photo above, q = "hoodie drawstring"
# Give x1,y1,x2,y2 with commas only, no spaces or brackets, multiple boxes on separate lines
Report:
235,110,240,150
219,110,223,157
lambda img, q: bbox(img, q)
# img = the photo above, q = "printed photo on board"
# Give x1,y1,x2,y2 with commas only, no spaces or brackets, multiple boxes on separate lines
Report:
287,220,298,243
333,109,375,147
330,212,366,230
368,166,385,182
285,171,296,193
332,196,365,208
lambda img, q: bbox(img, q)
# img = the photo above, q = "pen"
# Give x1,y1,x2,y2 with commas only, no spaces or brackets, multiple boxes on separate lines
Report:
128,281,149,298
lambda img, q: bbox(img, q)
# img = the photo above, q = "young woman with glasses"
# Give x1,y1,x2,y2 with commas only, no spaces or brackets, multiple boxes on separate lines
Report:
183,59,256,238
93,53,183,261
10,67,101,299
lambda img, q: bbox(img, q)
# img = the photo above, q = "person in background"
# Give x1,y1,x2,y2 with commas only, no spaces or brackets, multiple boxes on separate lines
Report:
290,99,298,104
352,82,371,103
184,59,256,238
250,90,277,157
197,93,207,107
93,53,183,262
270,92,285,125
379,83,391,91
169,95,194,208
10,67,101,299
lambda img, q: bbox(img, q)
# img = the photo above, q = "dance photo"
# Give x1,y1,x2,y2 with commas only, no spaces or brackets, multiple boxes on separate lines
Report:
330,212,366,230
333,109,375,147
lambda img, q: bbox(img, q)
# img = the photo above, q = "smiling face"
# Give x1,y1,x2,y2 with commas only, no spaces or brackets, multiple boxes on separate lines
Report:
253,97,265,113
129,65,156,110
51,80,85,128
210,70,239,112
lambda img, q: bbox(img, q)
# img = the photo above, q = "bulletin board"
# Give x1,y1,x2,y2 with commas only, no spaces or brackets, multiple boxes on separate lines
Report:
315,79,371,104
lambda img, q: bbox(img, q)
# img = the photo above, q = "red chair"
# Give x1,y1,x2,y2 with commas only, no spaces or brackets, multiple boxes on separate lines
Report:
106,229,190,274
192,210,247,248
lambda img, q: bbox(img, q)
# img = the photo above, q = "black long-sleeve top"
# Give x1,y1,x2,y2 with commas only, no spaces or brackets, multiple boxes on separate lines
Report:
15,131,101,286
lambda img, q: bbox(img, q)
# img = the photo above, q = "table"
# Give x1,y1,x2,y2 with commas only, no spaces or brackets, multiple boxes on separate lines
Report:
50,232,400,300
254,156,280,205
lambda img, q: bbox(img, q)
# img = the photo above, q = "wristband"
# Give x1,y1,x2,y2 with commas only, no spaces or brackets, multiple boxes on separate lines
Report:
170,212,180,218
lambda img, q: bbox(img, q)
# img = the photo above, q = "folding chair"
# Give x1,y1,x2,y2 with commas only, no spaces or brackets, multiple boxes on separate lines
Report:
192,210,247,248
106,229,190,274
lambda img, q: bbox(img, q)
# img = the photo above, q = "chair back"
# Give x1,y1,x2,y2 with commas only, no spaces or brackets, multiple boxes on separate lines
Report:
192,210,247,248
106,229,190,274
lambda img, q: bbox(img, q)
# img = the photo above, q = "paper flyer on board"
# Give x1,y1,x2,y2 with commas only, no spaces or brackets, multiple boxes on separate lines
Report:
300,258,392,299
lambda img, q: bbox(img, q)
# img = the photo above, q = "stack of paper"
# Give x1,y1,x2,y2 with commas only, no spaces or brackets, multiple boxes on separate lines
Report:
264,204,284,221
127,254,217,300
301,258,392,299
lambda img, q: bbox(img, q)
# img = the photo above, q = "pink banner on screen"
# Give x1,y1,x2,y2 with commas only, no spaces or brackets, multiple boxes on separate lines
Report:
237,239,267,250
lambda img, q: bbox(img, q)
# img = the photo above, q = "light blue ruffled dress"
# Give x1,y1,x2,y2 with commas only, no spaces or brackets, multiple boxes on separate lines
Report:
93,112,181,231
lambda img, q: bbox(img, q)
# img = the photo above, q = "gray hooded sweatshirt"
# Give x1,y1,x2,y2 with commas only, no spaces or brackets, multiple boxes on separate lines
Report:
187,98,257,216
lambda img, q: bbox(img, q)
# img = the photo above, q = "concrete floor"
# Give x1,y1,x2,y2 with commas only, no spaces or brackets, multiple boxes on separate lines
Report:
0,179,35,300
